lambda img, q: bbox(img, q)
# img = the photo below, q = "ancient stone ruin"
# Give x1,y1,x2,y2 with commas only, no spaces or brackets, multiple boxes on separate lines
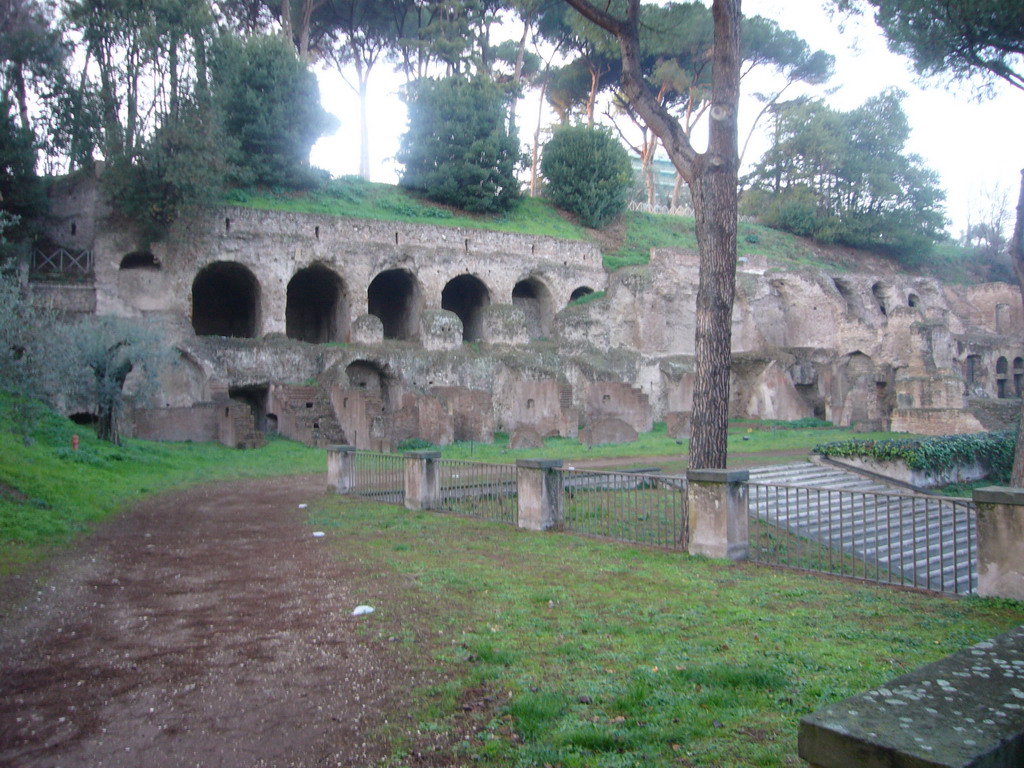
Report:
34,168,1024,448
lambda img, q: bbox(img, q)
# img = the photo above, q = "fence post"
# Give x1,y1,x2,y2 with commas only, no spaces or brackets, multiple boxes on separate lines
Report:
516,459,563,531
973,486,1024,599
405,450,441,511
686,469,749,560
326,445,357,493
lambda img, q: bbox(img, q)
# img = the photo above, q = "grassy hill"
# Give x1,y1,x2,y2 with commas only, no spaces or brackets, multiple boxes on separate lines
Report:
227,177,1002,285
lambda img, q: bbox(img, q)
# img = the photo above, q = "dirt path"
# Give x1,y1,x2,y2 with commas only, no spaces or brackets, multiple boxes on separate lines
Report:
0,475,410,768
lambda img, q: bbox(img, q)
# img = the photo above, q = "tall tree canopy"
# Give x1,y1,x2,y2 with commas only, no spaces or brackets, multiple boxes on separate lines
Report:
563,0,742,470
743,90,946,262
836,0,1024,91
212,33,337,188
398,74,522,213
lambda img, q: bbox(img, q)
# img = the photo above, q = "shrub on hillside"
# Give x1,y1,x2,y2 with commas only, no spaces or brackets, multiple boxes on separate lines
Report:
398,76,522,214
541,125,633,229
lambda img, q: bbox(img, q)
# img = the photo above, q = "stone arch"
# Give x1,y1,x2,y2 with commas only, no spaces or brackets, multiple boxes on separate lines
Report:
832,278,856,315
191,261,261,338
964,354,981,388
441,274,490,341
871,282,888,317
997,356,1009,398
512,276,554,339
907,293,919,308
119,250,160,270
286,264,349,343
367,268,422,341
569,286,595,304
345,359,391,407
1015,357,1024,397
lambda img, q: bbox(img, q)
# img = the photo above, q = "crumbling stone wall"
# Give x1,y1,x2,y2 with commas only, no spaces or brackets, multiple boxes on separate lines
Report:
35,177,1024,444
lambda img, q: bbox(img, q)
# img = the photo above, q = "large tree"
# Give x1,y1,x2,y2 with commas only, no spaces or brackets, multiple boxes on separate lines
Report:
743,90,946,263
398,75,522,214
562,0,741,470
212,33,337,187
837,0,1024,92
845,0,1024,484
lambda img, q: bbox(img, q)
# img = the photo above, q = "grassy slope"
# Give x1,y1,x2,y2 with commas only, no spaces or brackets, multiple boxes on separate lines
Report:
0,399,323,572
311,497,1024,768
437,421,913,471
226,179,993,283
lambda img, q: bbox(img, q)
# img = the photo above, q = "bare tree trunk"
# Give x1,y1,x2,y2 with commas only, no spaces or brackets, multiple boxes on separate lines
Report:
358,71,370,180
686,0,740,470
1010,169,1024,486
563,0,740,470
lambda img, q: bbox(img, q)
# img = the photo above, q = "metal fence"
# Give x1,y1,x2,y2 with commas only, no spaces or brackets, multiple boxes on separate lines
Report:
438,459,518,525
31,245,93,277
748,482,977,595
350,451,405,505
558,468,688,551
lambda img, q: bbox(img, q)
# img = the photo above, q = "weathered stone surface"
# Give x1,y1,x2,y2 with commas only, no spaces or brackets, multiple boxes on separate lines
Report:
431,386,494,443
420,309,462,351
32,173,1024,448
481,304,530,346
579,418,638,446
509,426,544,450
352,314,384,345
799,625,1024,768
974,487,1024,600
666,411,691,439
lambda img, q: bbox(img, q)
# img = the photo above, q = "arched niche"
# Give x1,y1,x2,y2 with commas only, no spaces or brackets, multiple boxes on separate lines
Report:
441,274,491,341
997,356,1009,398
367,268,422,341
871,282,888,317
286,264,349,343
345,359,391,408
191,261,261,338
569,286,595,304
512,276,554,339
119,250,160,270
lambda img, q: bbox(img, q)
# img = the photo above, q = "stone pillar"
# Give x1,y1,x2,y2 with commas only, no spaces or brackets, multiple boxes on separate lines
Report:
516,459,564,531
326,444,356,493
405,450,441,511
973,486,1024,599
686,469,749,560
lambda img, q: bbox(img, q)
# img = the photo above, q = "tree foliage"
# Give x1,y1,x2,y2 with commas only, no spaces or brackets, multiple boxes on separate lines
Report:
212,34,337,189
0,99,45,243
742,90,946,263
63,316,169,445
541,124,632,228
563,0,742,470
837,0,1024,91
0,258,60,442
398,75,522,213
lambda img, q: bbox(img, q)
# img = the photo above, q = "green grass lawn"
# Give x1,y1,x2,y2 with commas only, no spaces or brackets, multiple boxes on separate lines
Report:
435,421,917,472
309,496,1024,767
0,399,323,572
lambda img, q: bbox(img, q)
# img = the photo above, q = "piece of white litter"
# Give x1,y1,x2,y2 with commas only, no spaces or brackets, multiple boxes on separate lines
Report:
312,531,326,538
352,605,375,616
298,503,308,509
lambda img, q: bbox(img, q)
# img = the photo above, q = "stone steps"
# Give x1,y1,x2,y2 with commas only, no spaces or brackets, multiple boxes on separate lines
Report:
748,462,977,594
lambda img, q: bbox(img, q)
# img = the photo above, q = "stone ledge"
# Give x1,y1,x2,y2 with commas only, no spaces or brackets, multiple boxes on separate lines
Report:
799,625,1024,768
516,459,564,470
974,486,1024,507
686,468,749,484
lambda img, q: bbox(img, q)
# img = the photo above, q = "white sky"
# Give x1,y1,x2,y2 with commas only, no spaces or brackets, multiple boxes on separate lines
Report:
309,1,1022,237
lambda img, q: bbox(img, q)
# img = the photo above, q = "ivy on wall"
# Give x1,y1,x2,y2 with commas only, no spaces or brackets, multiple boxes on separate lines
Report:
814,430,1015,483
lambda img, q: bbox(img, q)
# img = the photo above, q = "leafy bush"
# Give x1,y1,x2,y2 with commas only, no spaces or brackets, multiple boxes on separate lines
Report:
541,125,633,229
398,76,522,214
814,430,1014,482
